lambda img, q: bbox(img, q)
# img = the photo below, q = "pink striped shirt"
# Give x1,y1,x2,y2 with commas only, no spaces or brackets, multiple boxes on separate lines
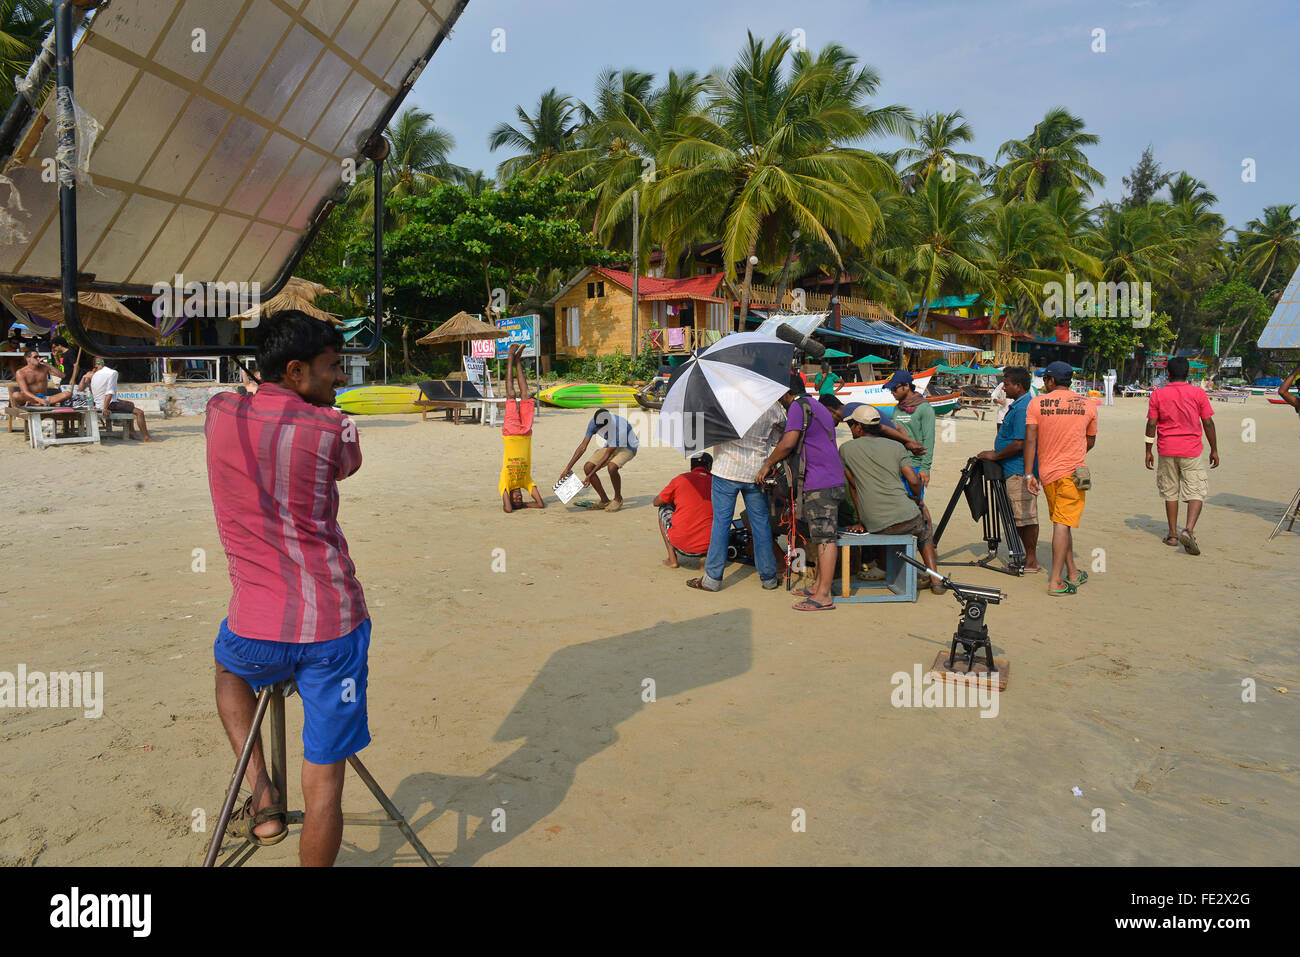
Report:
205,383,368,643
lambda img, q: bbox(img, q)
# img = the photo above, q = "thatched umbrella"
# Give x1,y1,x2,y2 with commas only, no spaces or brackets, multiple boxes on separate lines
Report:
14,291,162,339
416,312,509,392
230,276,338,324
415,311,507,346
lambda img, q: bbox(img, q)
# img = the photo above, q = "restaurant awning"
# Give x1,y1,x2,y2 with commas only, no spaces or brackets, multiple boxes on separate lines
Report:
831,314,980,353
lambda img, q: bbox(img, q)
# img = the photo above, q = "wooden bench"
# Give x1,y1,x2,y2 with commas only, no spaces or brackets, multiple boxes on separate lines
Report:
100,398,161,437
416,399,468,423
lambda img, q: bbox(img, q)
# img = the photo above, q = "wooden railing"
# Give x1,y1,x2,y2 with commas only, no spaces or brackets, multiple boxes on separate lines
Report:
645,326,727,355
747,283,895,323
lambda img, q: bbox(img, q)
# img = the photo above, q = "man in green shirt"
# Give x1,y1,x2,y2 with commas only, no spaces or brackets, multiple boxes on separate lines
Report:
814,362,841,398
839,405,944,595
886,371,935,521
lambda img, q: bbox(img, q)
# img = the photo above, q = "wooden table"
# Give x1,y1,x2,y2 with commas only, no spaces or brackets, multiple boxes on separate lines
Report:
15,404,99,450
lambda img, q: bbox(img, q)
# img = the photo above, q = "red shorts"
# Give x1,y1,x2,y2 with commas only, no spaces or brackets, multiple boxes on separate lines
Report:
502,398,535,437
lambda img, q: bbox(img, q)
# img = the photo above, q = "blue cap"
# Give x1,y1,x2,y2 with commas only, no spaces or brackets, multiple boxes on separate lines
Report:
884,370,913,389
1044,361,1073,382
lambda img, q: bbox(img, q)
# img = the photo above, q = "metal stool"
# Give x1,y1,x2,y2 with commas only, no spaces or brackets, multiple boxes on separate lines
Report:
203,680,436,867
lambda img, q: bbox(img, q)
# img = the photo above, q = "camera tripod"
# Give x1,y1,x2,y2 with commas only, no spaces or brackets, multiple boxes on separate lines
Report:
203,680,437,867
899,554,1007,674
931,456,1026,576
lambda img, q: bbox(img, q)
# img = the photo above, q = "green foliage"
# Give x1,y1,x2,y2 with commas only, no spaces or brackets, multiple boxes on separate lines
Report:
563,348,660,385
1073,310,1173,362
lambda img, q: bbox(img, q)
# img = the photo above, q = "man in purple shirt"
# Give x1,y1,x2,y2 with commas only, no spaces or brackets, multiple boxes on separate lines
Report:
759,374,847,610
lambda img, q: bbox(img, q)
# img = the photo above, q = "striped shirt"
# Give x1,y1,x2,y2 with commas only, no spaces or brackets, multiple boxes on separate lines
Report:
205,383,367,643
712,404,786,483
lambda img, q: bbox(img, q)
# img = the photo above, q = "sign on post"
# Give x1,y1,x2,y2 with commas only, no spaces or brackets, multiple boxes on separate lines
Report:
471,338,496,358
495,315,538,359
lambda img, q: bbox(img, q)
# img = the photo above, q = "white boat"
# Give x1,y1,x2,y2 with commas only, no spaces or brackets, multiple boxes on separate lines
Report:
803,366,936,412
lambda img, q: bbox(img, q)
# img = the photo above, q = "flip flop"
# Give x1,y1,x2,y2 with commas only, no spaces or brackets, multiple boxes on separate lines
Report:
1067,570,1089,588
792,598,834,611
571,499,606,510
790,586,814,598
1178,528,1200,555
1048,583,1077,597
685,578,718,592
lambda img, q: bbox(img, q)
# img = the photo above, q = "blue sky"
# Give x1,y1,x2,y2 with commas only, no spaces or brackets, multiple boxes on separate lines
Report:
406,0,1295,233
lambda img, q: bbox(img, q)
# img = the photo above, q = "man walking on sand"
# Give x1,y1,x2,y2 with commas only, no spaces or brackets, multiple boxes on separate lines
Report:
1145,356,1218,554
206,311,370,866
1024,361,1097,596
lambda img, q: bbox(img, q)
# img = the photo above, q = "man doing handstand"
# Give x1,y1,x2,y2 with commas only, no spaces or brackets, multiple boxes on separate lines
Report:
501,343,545,512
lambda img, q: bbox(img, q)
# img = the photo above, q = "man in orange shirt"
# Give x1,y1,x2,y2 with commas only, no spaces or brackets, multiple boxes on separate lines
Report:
1024,362,1098,596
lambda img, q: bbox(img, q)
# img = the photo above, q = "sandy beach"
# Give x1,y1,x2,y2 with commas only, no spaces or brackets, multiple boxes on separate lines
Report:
1,396,1297,866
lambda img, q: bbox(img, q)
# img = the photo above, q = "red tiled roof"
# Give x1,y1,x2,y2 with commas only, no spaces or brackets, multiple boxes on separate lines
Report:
594,267,728,301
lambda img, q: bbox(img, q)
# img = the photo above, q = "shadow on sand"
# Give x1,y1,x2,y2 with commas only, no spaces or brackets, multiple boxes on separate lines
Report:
347,608,753,866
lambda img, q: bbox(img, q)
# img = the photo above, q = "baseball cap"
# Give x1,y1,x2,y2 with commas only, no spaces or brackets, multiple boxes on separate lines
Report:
846,404,881,426
1044,360,1073,382
689,452,713,470
884,371,913,389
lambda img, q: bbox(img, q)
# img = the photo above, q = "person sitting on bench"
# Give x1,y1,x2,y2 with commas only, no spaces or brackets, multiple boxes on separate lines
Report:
11,348,71,407
839,404,944,595
84,357,156,442
501,343,544,512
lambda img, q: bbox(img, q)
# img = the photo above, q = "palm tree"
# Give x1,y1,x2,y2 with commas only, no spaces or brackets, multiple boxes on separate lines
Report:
1079,206,1181,301
977,202,1074,334
1167,172,1218,213
883,170,990,333
488,88,581,181
992,107,1105,202
647,34,900,325
893,111,985,190
0,1,51,116
1235,204,1300,293
347,106,465,229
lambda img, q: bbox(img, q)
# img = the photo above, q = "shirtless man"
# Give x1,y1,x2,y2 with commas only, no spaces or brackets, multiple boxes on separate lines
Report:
12,348,71,407
501,344,545,512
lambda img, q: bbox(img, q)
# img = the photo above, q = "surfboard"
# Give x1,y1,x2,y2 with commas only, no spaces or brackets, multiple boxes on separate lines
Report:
538,383,640,408
335,385,423,415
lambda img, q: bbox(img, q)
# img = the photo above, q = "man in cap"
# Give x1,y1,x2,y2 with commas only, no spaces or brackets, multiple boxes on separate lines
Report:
1024,361,1098,595
654,452,714,568
886,370,936,522
839,405,944,595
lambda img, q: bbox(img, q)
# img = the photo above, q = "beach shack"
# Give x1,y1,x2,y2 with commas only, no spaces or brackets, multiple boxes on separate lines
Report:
546,266,736,359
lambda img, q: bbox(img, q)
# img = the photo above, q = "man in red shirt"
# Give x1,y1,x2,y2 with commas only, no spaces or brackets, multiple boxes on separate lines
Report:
654,453,714,568
205,311,369,866
1145,356,1218,554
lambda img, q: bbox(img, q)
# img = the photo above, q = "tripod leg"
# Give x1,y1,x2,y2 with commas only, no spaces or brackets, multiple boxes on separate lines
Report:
204,686,273,867
931,462,973,548
991,477,1026,571
1268,486,1300,541
347,755,440,867
947,634,960,670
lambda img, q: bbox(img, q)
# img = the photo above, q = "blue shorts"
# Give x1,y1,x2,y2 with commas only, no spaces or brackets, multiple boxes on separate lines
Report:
902,475,925,501
214,618,371,765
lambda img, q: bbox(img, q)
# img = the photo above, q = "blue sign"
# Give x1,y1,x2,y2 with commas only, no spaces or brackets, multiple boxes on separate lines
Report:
496,314,538,358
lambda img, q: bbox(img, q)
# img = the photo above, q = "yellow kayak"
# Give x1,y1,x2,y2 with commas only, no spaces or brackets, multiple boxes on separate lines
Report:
335,386,423,415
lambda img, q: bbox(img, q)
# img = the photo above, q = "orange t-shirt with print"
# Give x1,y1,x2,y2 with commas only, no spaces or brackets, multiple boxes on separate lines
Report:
1026,390,1098,485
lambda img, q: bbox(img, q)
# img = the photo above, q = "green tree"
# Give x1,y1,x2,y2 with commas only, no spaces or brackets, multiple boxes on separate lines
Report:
345,106,466,231
648,33,901,324
487,88,581,181
1120,144,1171,208
1201,280,1271,373
893,110,985,190
1234,204,1300,293
0,2,51,116
992,107,1105,202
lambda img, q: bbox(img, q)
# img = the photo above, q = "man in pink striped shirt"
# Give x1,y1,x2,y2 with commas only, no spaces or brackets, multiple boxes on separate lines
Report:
206,311,369,866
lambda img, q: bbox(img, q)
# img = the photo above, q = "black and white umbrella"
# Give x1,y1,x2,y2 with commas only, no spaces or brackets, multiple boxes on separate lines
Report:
657,332,795,455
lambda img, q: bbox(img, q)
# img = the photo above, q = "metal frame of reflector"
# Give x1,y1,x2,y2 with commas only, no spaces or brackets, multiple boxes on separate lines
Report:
0,0,469,358
1257,263,1300,352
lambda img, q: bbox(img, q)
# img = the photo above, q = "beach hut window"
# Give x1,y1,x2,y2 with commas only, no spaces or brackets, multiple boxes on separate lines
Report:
586,282,605,299
565,306,580,346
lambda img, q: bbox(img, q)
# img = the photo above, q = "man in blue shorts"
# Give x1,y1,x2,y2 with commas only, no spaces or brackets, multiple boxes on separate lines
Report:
207,312,370,866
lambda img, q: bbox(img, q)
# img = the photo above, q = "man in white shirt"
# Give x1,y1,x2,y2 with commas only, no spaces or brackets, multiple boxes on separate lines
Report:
81,358,155,442
686,403,785,592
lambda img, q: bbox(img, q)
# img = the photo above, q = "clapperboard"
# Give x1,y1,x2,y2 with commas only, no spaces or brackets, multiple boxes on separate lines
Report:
553,472,584,504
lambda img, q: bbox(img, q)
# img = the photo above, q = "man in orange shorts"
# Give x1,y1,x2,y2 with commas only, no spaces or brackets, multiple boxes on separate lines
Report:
501,344,545,512
1024,361,1098,596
